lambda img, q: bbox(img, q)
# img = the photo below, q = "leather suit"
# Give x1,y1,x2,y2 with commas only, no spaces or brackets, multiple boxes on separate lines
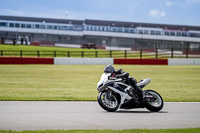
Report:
113,69,144,100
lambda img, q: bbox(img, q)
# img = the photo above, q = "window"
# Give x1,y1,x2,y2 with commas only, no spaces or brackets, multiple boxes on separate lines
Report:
47,25,57,29
112,27,117,32
129,28,135,33
86,26,90,30
177,32,182,36
89,26,92,30
85,26,88,30
15,23,20,28
73,25,82,30
60,26,69,30
124,28,129,33
99,27,103,31
138,30,143,34
156,31,161,35
164,31,170,35
143,30,148,34
104,27,108,31
21,24,26,28
27,24,31,28
40,25,45,29
151,31,161,35
47,25,52,29
35,24,40,28
34,24,46,29
9,23,14,27
170,32,175,36
52,25,57,29
182,32,188,37
118,28,123,32
150,31,155,35
0,22,6,27
190,33,199,37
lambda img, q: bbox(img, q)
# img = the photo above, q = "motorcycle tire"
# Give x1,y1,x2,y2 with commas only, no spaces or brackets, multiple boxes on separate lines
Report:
145,90,164,112
97,91,119,112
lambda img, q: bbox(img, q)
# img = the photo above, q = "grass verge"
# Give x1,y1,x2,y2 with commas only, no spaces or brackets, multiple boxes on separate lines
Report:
0,44,157,58
0,44,124,58
0,65,200,101
0,128,200,133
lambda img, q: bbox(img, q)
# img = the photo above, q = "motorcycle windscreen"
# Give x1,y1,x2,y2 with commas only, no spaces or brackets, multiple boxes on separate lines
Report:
97,73,111,88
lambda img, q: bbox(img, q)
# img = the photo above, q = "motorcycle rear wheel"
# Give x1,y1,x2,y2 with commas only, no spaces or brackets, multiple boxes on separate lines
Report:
145,90,164,112
97,91,119,112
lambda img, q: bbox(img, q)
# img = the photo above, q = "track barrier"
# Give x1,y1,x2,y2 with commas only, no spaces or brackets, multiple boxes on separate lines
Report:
54,58,113,65
0,57,200,65
114,59,168,65
0,57,54,64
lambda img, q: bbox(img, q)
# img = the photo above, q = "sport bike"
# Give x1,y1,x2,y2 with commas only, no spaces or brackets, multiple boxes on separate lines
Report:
97,73,164,112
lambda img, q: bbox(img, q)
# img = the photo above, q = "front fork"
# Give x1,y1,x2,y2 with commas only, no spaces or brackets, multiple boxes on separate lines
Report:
106,90,114,99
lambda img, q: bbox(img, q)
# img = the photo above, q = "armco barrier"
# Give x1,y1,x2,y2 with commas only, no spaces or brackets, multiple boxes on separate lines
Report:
54,57,114,65
114,59,168,65
0,57,54,64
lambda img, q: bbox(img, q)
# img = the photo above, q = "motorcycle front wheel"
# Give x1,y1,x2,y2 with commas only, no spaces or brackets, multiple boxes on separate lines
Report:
97,91,119,112
145,90,164,112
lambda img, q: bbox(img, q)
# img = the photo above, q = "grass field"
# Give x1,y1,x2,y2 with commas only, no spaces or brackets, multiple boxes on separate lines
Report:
0,44,123,58
0,128,200,133
0,65,200,102
0,44,157,58
0,44,110,58
0,44,97,51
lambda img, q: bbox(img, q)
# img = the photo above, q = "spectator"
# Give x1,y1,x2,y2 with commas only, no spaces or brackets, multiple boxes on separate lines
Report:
1,38,5,44
13,39,17,45
21,36,24,45
25,36,28,45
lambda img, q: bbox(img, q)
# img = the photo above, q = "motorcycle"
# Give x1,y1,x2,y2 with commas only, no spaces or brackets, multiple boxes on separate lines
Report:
97,72,164,112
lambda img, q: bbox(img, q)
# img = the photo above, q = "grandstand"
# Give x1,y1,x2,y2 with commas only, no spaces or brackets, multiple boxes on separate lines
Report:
0,15,200,50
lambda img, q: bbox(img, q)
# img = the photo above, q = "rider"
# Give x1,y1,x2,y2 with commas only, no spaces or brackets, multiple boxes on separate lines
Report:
104,65,144,101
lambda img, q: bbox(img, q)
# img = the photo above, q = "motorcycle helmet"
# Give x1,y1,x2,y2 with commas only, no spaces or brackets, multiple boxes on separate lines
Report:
104,65,115,74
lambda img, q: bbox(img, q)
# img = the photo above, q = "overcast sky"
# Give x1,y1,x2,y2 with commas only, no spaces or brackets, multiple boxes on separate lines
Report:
0,0,200,26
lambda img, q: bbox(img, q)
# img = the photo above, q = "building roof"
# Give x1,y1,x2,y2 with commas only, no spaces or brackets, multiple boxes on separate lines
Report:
0,15,83,25
1,15,200,31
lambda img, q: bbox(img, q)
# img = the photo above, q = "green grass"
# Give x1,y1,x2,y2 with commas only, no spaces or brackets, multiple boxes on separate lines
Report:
0,44,108,58
0,128,200,133
0,44,155,58
0,65,200,102
0,44,124,58
0,44,97,51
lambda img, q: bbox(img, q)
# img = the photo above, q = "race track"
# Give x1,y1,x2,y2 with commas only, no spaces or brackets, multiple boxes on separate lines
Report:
0,101,200,130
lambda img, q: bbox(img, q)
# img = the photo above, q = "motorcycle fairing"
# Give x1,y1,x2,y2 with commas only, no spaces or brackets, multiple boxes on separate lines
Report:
101,80,132,107
137,78,151,89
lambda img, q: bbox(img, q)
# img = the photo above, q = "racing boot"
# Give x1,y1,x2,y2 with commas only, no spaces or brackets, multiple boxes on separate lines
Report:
127,87,134,97
127,87,141,105
137,86,144,100
131,83,144,101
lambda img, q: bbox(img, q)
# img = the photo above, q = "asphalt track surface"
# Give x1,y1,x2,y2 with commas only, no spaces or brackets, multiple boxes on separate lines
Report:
0,101,200,131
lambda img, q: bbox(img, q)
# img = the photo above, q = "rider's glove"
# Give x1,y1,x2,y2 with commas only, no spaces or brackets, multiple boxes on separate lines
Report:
116,72,129,79
116,69,124,74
